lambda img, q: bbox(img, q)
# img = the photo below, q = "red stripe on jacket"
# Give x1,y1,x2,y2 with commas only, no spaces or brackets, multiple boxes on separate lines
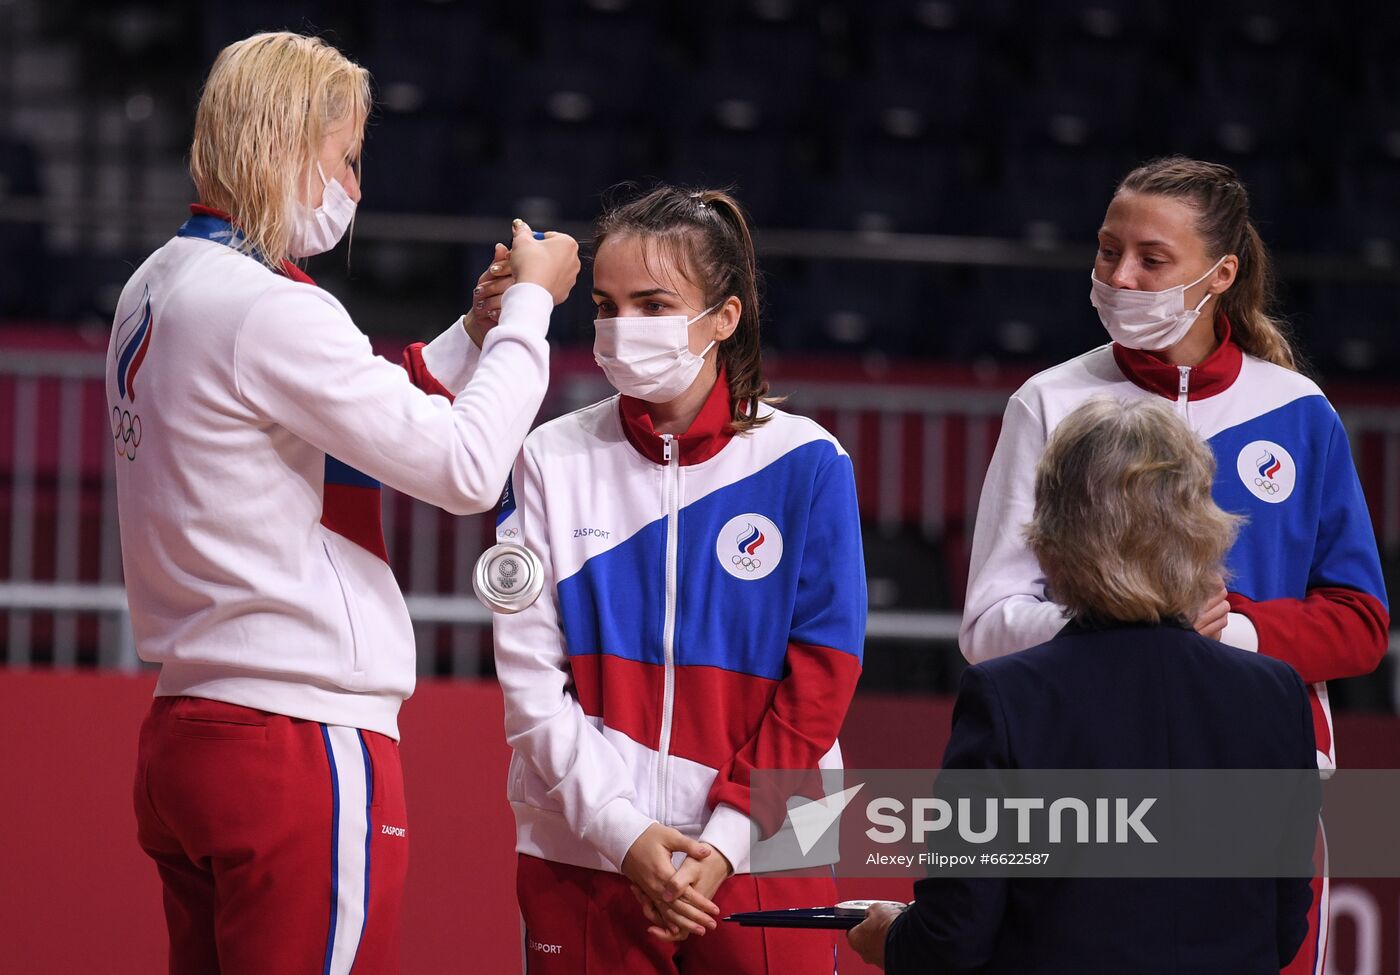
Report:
670,664,782,769
1228,588,1389,684
320,484,391,563
570,654,664,751
567,654,786,772
705,642,862,823
569,644,862,836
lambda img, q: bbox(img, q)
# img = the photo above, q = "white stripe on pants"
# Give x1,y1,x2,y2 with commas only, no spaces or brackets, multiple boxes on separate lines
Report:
324,724,372,975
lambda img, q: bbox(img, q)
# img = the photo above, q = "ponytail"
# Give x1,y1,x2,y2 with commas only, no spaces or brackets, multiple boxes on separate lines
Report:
1221,222,1300,370
695,190,773,432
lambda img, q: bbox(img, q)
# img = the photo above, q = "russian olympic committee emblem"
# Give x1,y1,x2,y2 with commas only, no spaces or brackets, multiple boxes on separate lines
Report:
716,513,783,581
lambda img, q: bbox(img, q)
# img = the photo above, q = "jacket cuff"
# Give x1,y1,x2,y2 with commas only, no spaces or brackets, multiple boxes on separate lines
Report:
491,282,552,341
583,796,654,872
699,803,752,876
1220,611,1260,652
419,316,480,395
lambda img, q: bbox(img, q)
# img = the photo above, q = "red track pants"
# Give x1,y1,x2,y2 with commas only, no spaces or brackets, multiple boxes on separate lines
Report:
134,696,409,974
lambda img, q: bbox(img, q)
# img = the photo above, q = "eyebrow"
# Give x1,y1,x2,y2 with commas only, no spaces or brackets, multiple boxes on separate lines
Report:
1097,231,1174,249
590,287,682,299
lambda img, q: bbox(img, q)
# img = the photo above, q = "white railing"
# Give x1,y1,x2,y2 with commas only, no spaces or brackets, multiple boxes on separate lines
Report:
2,350,1397,689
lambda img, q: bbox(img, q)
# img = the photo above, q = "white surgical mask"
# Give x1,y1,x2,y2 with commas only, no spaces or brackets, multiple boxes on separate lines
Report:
593,303,720,402
1090,256,1225,351
288,163,357,258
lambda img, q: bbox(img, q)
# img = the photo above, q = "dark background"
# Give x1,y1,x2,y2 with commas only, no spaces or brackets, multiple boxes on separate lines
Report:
4,0,1400,375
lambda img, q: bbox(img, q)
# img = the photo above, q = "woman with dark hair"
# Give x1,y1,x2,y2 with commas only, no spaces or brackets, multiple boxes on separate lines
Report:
960,156,1389,972
485,185,867,973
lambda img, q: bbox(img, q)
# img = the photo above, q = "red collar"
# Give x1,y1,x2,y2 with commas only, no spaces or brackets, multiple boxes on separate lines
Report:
1111,316,1243,402
618,367,736,466
188,204,316,285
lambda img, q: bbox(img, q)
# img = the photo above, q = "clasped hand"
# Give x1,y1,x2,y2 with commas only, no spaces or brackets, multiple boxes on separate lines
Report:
463,217,579,347
620,822,732,942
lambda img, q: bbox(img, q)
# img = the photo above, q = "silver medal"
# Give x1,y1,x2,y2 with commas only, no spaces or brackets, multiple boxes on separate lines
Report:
473,542,544,614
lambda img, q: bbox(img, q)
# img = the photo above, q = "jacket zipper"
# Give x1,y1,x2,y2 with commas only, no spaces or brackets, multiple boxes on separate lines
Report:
1176,365,1190,417
656,433,679,825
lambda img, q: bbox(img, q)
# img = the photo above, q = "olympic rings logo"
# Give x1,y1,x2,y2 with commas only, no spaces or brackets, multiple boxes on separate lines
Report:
731,554,763,572
1253,477,1281,495
499,528,519,539
112,407,142,461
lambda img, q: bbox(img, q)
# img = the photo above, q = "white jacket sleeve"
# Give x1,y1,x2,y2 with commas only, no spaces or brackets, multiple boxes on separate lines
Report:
493,445,655,870
234,281,551,516
418,315,482,394
959,393,1068,662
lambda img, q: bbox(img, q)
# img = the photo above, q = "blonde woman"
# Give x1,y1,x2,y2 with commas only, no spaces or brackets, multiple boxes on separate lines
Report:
851,397,1319,974
110,33,578,972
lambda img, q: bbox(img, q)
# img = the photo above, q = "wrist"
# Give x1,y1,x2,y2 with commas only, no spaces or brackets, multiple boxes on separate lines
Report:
462,311,485,349
695,848,732,899
698,802,751,875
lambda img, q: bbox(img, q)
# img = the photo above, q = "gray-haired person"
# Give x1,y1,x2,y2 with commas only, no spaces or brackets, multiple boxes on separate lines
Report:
850,397,1319,974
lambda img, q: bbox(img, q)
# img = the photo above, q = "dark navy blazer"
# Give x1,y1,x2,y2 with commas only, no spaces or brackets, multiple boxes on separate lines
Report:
885,620,1319,975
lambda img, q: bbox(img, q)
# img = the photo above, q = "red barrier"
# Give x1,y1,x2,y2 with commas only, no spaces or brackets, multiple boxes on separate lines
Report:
1,670,1396,973
0,670,524,974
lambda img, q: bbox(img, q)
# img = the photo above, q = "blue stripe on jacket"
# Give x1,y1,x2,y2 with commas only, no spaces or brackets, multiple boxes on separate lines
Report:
557,440,866,681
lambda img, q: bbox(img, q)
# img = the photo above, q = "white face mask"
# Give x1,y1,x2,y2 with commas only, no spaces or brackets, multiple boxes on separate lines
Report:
593,303,720,403
288,163,357,258
1090,256,1225,351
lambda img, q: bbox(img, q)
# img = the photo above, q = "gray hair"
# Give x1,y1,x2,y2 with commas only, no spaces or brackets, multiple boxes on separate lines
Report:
1025,397,1243,626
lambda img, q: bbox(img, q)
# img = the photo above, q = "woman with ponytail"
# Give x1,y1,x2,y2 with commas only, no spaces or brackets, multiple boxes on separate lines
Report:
479,185,866,973
961,156,1388,974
